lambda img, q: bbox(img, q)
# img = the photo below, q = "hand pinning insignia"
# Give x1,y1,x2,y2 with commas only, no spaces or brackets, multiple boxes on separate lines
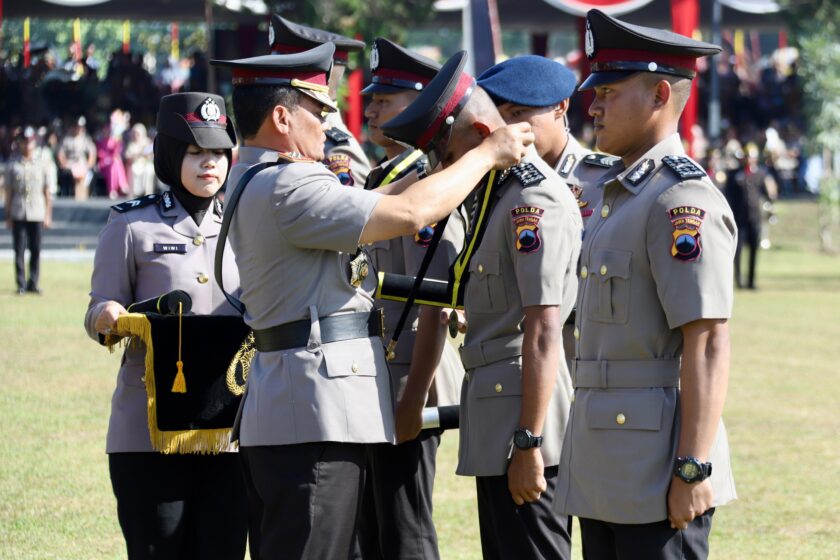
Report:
668,206,706,261
511,206,544,253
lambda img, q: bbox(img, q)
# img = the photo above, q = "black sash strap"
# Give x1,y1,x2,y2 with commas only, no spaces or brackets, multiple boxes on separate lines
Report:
214,161,280,315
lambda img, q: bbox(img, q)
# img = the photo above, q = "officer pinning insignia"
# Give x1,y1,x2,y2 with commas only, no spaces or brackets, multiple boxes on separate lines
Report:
510,162,546,187
662,155,706,179
347,250,370,287
325,127,352,144
111,193,160,213
669,206,706,262
414,224,436,247
626,158,655,185
326,154,355,186
153,243,187,254
558,154,576,178
162,191,175,210
583,153,620,168
511,206,545,254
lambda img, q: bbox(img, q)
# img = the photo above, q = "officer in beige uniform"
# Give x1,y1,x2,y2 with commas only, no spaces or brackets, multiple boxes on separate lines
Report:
268,14,371,186
211,45,534,560
382,52,582,560
555,11,737,559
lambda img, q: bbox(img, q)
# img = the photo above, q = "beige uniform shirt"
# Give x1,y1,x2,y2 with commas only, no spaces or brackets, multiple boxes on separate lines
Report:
4,156,53,222
84,192,240,453
456,150,582,476
366,154,466,406
555,133,738,524
227,146,394,446
323,111,372,188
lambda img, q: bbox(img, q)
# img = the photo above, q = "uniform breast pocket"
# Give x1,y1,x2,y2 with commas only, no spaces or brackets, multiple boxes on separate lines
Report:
467,251,508,313
589,249,631,324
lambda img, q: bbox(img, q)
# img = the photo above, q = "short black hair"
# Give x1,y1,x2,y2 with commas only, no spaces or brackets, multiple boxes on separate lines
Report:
232,86,302,139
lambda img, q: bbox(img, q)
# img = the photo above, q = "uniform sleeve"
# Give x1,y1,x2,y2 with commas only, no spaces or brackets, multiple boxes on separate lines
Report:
508,187,581,308
274,164,382,253
646,180,738,329
84,210,137,341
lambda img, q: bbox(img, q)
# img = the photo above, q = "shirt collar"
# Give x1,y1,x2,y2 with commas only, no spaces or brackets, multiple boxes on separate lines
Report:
615,133,685,195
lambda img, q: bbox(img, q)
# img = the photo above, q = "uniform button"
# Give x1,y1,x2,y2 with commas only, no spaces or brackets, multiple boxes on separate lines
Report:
601,205,610,218
573,327,580,340
193,234,205,246
494,383,503,393
600,265,608,276
351,363,359,374
197,273,209,284
580,266,588,278
616,413,626,425
478,264,484,273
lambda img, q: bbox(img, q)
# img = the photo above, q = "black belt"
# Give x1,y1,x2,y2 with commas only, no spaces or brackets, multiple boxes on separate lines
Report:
253,310,383,352
565,308,576,326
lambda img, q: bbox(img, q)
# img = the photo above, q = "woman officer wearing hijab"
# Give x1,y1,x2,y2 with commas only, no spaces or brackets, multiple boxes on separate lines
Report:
84,93,247,559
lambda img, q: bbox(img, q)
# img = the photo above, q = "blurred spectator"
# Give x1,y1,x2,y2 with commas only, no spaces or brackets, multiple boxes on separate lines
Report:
96,110,130,199
124,123,156,196
57,116,96,199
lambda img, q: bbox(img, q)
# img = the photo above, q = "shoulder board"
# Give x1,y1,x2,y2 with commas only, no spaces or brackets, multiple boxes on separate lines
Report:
509,162,546,187
662,156,707,180
324,127,352,144
277,151,315,163
111,193,160,213
583,153,621,168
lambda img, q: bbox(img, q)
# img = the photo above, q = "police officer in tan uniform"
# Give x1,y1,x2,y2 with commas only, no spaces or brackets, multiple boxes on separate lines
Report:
554,11,737,559
382,52,582,560
268,14,371,186
210,44,534,560
84,92,248,559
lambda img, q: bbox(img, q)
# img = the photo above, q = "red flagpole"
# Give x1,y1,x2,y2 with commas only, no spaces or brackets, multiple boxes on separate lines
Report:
344,34,363,140
670,0,699,157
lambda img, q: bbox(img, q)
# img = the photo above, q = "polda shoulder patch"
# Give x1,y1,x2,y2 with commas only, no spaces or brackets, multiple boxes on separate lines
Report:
111,193,160,213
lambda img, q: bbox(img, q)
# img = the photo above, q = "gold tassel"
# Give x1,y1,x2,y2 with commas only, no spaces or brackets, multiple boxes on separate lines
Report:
170,302,186,393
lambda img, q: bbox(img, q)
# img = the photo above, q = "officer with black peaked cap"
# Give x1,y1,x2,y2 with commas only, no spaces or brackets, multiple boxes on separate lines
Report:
268,14,372,186
210,43,533,560
554,10,737,560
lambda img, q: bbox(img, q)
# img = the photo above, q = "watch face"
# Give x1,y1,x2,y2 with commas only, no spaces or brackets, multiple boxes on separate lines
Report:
514,430,530,449
681,462,701,479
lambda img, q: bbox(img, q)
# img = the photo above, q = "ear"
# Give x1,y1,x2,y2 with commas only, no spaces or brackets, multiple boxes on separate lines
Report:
554,98,570,120
272,104,292,135
473,121,492,139
653,79,672,109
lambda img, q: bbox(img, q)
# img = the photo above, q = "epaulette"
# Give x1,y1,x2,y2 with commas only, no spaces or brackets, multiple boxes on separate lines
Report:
277,151,316,163
510,162,546,187
111,193,160,213
582,153,621,168
324,127,352,144
662,156,707,180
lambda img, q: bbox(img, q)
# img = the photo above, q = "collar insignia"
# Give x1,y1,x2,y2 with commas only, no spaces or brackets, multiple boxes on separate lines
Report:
627,158,654,186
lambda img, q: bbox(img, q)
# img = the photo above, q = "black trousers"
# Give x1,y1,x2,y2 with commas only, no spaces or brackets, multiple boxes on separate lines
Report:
356,430,441,560
108,452,248,560
240,442,367,560
735,220,760,289
579,509,715,560
476,465,572,560
12,220,42,290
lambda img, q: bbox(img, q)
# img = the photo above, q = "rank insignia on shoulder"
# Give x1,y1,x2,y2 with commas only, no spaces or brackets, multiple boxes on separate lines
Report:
414,224,436,247
583,153,620,168
668,206,706,262
558,154,576,178
277,151,314,163
626,158,655,186
662,156,706,179
325,127,352,144
111,193,160,213
510,163,546,187
326,154,355,186
511,206,544,253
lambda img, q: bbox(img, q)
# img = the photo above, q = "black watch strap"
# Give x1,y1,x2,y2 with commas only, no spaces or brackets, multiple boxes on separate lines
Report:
514,428,543,450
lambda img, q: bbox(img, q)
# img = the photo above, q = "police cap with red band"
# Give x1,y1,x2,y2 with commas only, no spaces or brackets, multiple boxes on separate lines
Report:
362,38,441,96
579,9,721,91
379,51,475,162
268,14,365,65
211,43,338,112
156,92,236,150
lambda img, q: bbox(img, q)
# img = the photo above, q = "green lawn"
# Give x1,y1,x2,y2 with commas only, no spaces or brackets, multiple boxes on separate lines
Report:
1,199,838,559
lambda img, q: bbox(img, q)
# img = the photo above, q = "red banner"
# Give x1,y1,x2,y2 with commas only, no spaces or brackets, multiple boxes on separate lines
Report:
543,0,654,16
671,0,699,157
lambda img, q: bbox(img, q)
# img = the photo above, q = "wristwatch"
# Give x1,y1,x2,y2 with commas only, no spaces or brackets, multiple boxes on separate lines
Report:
513,428,543,450
673,456,713,484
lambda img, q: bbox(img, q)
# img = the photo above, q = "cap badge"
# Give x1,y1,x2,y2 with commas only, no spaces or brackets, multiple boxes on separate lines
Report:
585,19,595,59
268,22,275,47
648,62,658,72
200,98,221,122
370,44,380,72
415,82,423,91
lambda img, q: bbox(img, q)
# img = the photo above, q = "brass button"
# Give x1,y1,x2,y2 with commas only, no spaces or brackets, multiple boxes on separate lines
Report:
193,234,205,246
351,363,359,374
573,327,580,340
600,265,608,276
601,205,610,218
494,383,503,393
197,273,209,284
616,413,626,425
581,266,588,278
478,264,484,274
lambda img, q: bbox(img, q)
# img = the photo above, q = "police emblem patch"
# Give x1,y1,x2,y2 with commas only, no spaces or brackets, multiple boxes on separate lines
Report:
414,224,436,247
558,154,576,178
583,153,620,168
268,22,275,47
662,156,706,179
585,19,596,59
370,44,380,72
627,158,654,186
668,206,706,262
510,163,546,187
326,154,354,186
511,206,544,253
200,98,221,122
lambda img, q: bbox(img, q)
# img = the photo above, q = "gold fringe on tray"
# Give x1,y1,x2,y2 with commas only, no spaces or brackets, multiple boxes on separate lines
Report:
109,313,233,455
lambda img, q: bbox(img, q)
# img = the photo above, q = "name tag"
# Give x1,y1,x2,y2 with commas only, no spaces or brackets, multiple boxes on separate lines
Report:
154,243,187,254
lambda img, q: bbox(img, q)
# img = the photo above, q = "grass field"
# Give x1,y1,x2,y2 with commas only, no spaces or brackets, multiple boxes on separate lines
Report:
1,199,838,559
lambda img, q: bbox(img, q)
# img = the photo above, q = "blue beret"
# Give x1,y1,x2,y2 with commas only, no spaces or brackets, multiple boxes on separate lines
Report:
477,55,577,107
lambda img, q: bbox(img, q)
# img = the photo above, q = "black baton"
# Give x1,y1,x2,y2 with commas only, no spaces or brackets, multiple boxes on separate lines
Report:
421,405,460,430
127,290,192,315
